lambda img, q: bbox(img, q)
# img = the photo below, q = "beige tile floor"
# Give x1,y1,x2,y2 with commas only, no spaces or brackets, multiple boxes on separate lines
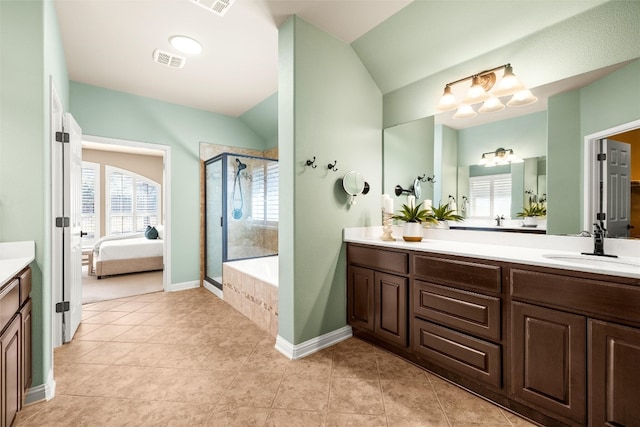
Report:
16,288,537,426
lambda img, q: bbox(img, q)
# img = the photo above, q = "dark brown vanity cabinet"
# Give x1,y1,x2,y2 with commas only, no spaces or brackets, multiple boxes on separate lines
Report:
1,267,32,427
510,267,640,427
589,320,640,427
411,254,504,389
347,245,409,348
510,301,586,425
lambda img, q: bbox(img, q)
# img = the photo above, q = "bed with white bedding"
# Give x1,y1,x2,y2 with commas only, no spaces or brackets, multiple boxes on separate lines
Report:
90,230,164,278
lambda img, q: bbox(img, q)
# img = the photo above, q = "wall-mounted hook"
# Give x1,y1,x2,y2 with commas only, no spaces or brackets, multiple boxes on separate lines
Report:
395,185,413,197
327,160,338,172
305,157,317,168
418,174,436,183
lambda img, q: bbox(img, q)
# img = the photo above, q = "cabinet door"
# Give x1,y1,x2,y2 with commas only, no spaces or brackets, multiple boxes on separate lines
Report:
347,266,375,332
20,299,32,404
510,302,586,425
1,316,21,427
589,320,640,427
374,272,408,348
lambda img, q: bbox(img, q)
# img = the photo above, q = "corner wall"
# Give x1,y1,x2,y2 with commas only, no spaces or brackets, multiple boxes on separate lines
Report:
278,17,382,345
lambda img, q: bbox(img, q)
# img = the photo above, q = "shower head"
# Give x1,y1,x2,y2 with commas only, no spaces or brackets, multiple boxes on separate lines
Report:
236,158,247,171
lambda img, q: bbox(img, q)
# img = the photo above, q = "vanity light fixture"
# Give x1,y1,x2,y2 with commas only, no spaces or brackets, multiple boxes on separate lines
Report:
169,35,203,55
436,63,537,119
478,148,524,167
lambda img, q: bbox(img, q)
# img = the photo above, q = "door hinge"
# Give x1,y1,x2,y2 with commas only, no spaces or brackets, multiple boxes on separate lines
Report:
597,153,606,161
55,301,70,313
597,212,606,221
55,131,70,143
55,217,70,228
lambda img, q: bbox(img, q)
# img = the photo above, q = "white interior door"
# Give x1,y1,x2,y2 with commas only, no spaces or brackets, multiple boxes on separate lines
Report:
64,113,83,342
604,138,631,238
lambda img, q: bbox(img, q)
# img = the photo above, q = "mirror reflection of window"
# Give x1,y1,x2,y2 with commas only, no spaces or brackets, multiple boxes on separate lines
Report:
469,174,511,218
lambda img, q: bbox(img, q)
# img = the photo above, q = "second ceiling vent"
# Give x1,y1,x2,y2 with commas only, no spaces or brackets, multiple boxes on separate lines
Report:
190,0,236,17
152,49,185,69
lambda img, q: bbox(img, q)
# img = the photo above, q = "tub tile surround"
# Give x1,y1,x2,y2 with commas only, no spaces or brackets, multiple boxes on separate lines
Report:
223,263,278,337
344,226,640,278
15,288,536,427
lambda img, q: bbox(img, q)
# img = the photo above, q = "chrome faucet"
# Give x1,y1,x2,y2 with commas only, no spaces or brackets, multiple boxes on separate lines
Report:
495,215,505,226
582,223,618,258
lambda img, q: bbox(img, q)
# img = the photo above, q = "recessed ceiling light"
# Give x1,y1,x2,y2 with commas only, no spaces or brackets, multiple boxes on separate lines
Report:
169,35,203,55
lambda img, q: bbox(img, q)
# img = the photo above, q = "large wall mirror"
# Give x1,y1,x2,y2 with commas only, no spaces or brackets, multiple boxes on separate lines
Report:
383,58,640,237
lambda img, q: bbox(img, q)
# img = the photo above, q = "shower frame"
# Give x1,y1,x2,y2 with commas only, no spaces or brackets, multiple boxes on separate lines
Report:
204,152,278,290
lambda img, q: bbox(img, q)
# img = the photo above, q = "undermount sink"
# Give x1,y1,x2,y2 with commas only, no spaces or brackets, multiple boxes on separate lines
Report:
542,253,640,270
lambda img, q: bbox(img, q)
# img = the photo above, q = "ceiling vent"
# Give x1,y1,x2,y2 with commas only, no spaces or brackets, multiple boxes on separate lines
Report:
190,0,236,16
152,49,185,69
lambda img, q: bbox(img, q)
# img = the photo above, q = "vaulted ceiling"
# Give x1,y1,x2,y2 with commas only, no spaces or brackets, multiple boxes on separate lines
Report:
54,0,607,117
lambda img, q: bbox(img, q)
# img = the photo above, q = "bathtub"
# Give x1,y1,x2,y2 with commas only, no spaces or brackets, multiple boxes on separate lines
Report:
222,255,278,337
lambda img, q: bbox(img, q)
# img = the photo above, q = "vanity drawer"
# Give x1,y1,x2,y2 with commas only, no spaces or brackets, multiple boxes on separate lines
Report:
0,278,20,332
348,244,408,275
510,268,640,325
412,317,502,388
413,280,501,341
19,267,31,306
413,254,501,293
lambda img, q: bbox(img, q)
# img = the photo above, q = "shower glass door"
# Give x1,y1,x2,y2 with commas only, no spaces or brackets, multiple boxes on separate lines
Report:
205,156,223,288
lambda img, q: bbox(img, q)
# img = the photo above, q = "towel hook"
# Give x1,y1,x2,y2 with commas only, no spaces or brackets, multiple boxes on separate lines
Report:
305,157,317,168
327,160,338,172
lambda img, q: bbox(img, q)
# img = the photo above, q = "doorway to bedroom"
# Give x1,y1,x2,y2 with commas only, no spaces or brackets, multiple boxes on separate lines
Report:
80,136,170,304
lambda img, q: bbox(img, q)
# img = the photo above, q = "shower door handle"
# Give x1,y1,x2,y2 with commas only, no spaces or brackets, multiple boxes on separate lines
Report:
220,216,223,227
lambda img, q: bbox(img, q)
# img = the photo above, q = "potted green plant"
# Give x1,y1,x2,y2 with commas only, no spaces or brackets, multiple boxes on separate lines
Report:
392,202,436,241
516,203,546,226
428,202,464,229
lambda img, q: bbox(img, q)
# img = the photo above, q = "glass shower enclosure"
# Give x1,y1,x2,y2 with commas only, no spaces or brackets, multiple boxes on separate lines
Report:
204,153,278,289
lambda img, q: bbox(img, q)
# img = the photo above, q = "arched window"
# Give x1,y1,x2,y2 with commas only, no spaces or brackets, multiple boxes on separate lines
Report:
106,166,160,235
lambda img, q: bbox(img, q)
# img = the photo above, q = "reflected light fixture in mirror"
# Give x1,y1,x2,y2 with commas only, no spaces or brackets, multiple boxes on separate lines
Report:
478,148,524,167
436,63,537,119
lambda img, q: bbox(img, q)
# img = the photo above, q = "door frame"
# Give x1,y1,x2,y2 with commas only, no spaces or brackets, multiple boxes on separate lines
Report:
82,134,172,295
583,118,640,233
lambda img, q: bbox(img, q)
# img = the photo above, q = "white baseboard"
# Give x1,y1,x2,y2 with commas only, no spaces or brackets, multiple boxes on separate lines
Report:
203,281,223,299
25,368,56,405
275,325,352,360
168,280,199,292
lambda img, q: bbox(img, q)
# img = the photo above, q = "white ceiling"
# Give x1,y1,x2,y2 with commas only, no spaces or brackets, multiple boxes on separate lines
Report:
54,0,412,117
54,0,609,119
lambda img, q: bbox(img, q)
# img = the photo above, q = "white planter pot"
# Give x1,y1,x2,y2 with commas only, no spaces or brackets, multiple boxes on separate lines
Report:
523,216,538,227
431,220,449,229
402,222,423,242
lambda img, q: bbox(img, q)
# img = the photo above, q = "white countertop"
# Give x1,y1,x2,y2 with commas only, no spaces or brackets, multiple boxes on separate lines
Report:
0,241,35,288
344,227,640,280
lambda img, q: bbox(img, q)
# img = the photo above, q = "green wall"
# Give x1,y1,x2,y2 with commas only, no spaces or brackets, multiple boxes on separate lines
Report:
0,0,69,388
547,59,640,234
279,17,382,345
69,82,266,285
240,92,278,150
383,117,434,202
457,112,547,166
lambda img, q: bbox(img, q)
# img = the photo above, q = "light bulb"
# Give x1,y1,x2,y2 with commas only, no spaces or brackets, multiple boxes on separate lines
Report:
453,104,477,119
507,89,538,107
493,64,525,96
478,96,505,113
463,76,490,104
436,86,459,112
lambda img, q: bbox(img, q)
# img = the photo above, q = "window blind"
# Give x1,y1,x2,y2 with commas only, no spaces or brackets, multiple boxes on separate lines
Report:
469,174,511,218
251,161,278,224
81,166,97,242
106,167,159,235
